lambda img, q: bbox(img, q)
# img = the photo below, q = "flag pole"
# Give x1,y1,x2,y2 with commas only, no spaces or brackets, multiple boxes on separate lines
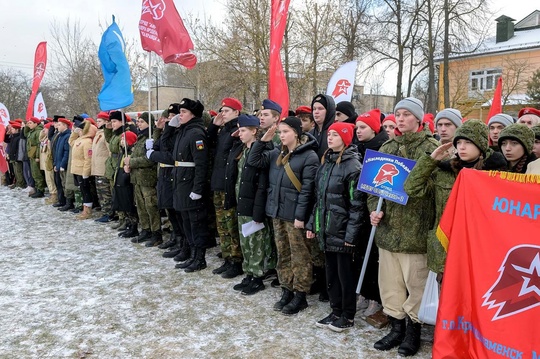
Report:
147,52,152,138
356,197,383,294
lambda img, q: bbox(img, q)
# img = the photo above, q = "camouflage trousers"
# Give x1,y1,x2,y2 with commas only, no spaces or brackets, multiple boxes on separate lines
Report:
263,218,277,272
134,184,161,232
95,176,112,215
238,215,273,278
309,234,325,268
213,191,242,262
29,159,45,191
10,161,26,188
272,218,313,293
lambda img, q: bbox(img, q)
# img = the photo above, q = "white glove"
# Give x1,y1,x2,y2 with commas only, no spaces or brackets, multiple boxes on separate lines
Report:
169,114,180,127
189,192,202,200
60,167,65,172
145,138,154,150
146,149,154,159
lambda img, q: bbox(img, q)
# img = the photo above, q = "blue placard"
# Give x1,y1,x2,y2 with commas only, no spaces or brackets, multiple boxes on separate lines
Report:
357,149,417,205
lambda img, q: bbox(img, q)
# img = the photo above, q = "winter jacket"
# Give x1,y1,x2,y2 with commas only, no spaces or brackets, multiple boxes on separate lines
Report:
308,145,366,253
207,119,241,192
39,130,53,171
24,124,44,160
112,147,136,213
18,130,28,161
248,132,319,223
148,127,175,209
69,122,97,177
403,150,508,272
162,118,208,211
355,130,390,161
526,158,540,174
367,127,439,254
52,129,71,171
104,127,125,180
91,128,110,177
128,127,157,187
224,142,268,223
7,132,21,162
311,94,336,159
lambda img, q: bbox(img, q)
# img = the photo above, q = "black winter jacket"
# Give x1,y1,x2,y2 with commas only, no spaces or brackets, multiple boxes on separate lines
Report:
248,132,319,223
355,130,389,161
311,94,336,159
207,119,241,192
7,133,21,161
223,142,268,223
148,127,175,209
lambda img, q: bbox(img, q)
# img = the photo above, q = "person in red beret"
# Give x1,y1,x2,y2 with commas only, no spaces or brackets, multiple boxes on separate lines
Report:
39,122,57,204
24,117,45,197
92,111,115,223
307,121,366,332
296,106,315,133
517,107,540,128
5,122,26,189
382,114,397,139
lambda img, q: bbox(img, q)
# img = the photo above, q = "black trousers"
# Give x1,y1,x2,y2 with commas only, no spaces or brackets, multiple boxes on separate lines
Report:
74,175,93,205
178,207,209,249
54,171,65,205
325,251,358,320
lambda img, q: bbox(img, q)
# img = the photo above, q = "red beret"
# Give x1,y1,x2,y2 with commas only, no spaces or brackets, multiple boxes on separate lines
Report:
28,117,41,124
58,118,72,128
356,109,381,134
328,122,356,147
125,114,132,122
10,122,22,129
46,117,53,122
85,118,97,127
96,111,110,120
295,106,312,115
209,110,218,117
383,114,396,124
122,131,138,146
423,113,435,134
221,97,242,111
518,107,540,118
44,122,52,129
13,118,24,124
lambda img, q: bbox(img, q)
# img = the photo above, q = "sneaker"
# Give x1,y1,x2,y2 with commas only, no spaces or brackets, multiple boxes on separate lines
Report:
328,316,354,333
241,277,265,296
363,300,383,318
233,276,252,291
315,313,340,328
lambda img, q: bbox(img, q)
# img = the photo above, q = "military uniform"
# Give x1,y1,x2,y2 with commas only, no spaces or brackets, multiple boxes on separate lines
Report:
24,122,45,193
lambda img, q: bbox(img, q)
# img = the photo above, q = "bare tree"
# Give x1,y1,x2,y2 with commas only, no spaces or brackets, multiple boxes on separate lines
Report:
0,69,31,119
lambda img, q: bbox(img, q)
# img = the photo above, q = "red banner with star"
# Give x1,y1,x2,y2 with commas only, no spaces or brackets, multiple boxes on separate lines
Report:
26,42,47,120
434,169,540,359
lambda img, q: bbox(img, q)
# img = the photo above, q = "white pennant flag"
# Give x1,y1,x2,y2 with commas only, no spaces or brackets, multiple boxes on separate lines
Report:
326,61,358,103
33,92,48,120
0,102,10,126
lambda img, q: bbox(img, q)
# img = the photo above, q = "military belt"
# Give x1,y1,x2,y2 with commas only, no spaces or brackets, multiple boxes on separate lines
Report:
174,161,196,167
159,163,174,168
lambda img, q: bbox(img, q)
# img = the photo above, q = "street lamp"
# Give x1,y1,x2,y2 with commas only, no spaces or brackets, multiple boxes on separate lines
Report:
152,66,159,110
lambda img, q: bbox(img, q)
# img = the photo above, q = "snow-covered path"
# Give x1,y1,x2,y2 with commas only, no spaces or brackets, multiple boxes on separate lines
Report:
0,186,433,358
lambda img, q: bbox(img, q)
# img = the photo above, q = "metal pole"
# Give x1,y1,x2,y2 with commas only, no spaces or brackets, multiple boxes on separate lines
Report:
356,196,384,294
147,52,152,138
155,68,159,111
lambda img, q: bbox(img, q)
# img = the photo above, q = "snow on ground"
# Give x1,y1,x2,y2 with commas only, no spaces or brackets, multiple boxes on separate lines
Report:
0,186,433,358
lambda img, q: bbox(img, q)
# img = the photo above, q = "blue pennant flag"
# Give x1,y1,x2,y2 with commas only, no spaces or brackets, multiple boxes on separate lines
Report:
97,16,134,111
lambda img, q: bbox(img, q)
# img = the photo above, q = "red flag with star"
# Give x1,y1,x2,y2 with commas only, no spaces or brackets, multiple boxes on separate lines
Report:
26,42,47,120
433,169,540,359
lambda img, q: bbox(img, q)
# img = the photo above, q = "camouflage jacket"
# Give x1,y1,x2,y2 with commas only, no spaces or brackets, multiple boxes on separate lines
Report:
104,127,124,180
24,124,44,159
367,127,439,254
129,128,157,187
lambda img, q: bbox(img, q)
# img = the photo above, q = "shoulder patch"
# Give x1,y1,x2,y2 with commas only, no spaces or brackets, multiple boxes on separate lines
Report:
195,140,204,150
88,149,93,157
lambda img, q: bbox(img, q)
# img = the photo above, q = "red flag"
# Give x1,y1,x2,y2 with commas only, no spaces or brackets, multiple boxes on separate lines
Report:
485,76,503,123
26,42,47,120
268,0,291,119
433,169,540,359
0,123,8,173
139,0,197,68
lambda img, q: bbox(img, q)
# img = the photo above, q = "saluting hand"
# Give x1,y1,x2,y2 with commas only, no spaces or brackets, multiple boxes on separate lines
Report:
431,142,454,161
213,112,224,126
261,124,277,142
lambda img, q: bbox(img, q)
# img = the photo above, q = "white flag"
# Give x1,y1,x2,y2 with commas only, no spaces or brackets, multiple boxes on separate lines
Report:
326,61,358,103
0,102,10,126
33,92,48,120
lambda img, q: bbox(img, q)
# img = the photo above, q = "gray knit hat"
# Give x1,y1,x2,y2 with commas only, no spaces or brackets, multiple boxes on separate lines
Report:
394,97,424,122
531,125,540,140
487,113,514,127
498,123,535,155
453,120,489,156
435,108,462,128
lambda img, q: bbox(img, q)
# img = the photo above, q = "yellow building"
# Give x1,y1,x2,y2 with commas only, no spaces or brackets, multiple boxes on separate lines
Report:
436,11,540,121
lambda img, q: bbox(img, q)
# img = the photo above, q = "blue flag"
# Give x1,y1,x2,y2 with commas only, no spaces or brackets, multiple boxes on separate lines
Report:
97,16,134,111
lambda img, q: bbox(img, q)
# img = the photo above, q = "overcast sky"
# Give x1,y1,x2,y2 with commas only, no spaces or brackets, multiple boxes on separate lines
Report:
0,0,537,78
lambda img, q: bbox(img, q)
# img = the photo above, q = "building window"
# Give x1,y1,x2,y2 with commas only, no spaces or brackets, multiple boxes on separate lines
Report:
470,68,502,93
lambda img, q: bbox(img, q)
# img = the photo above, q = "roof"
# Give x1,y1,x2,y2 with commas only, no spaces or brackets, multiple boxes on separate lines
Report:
482,94,531,107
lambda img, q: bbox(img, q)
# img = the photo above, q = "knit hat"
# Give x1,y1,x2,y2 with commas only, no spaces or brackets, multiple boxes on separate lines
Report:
168,103,181,115
161,109,169,118
383,114,396,124
531,125,540,140
487,113,514,127
261,99,282,114
28,117,41,124
498,123,535,156
178,98,204,118
109,111,124,121
221,97,242,112
435,108,462,128
121,131,138,147
328,122,356,147
518,107,540,119
96,111,110,120
453,119,489,156
356,109,381,134
423,114,435,134
394,97,424,122
295,106,311,115
238,114,260,128
336,101,356,118
138,112,155,124
280,116,302,138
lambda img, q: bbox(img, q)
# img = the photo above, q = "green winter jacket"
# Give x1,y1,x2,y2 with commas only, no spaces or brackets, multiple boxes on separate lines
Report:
128,128,157,187
24,124,44,159
104,127,124,180
367,127,439,254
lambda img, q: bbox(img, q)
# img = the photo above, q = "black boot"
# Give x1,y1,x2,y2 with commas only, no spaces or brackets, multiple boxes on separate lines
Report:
212,259,231,274
30,189,44,198
184,248,207,273
158,232,176,249
162,246,182,258
145,232,163,247
119,224,139,238
241,276,265,296
58,198,75,212
397,316,422,356
131,229,152,243
176,246,195,269
374,316,406,351
52,201,65,208
173,239,191,262
221,261,243,279
281,291,308,315
273,288,294,311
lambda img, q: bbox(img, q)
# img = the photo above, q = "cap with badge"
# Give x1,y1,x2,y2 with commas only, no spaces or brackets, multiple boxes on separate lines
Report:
238,114,260,128
221,97,242,112
178,98,204,118
261,99,282,114
168,103,181,115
